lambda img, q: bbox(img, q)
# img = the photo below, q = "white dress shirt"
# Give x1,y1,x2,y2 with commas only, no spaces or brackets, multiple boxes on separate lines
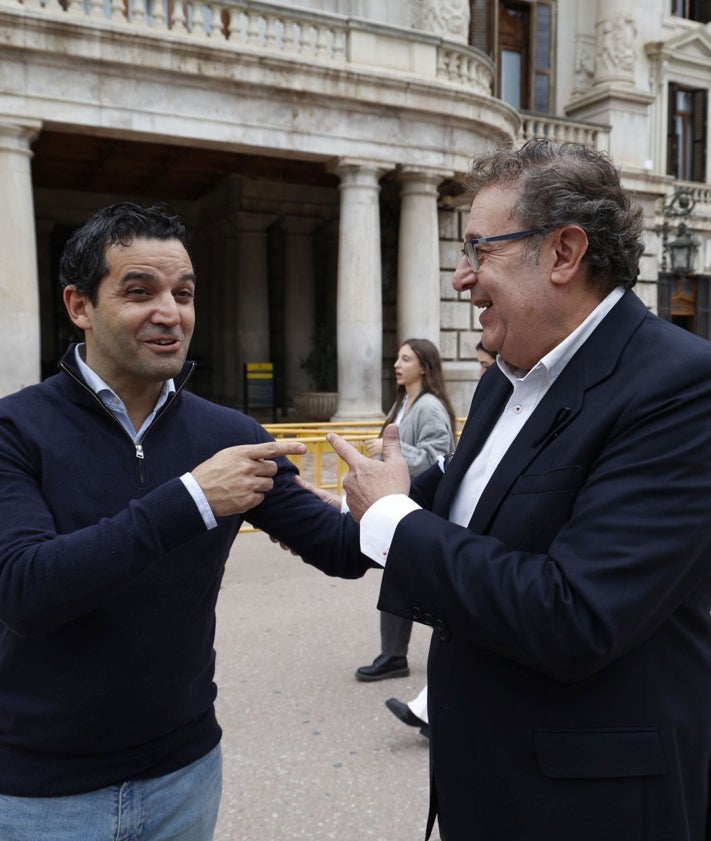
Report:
360,286,625,565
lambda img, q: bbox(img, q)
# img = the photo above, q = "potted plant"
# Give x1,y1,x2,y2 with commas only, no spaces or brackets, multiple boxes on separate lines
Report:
293,324,338,421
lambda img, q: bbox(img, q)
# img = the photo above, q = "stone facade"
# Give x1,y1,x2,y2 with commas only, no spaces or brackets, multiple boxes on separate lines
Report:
0,0,710,417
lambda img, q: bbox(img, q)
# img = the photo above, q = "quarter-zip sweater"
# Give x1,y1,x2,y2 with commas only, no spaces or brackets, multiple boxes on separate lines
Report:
0,345,366,796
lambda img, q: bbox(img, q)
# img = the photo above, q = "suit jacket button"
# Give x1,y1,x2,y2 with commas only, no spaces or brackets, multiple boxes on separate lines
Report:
411,606,422,621
435,619,451,641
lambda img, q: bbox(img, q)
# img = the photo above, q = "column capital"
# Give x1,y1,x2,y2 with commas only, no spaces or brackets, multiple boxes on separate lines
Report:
397,165,454,186
0,118,42,156
327,157,392,184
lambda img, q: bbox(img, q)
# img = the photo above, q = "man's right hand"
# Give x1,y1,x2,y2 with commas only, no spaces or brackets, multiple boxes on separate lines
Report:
327,424,410,521
191,440,307,516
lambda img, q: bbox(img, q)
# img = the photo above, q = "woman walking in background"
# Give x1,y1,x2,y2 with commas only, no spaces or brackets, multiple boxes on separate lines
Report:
384,341,497,738
355,338,456,682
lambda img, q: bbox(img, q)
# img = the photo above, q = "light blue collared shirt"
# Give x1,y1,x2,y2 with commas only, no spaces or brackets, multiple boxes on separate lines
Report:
74,345,217,530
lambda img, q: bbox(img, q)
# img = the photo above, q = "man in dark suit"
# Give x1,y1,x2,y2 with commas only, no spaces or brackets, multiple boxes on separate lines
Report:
329,140,711,841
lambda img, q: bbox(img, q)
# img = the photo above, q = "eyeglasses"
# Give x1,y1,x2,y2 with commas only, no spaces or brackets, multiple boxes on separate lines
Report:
461,227,549,272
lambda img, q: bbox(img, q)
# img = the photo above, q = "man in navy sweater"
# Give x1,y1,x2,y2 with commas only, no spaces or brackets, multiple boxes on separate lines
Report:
0,202,369,841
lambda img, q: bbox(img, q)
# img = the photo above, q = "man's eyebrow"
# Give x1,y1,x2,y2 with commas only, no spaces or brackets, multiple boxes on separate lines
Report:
121,271,157,283
120,271,196,283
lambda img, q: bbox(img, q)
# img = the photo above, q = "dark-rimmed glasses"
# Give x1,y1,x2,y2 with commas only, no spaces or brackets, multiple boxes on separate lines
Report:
461,228,548,272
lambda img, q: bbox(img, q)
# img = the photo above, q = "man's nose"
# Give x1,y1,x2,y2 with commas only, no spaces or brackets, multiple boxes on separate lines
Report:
452,256,476,292
152,292,181,324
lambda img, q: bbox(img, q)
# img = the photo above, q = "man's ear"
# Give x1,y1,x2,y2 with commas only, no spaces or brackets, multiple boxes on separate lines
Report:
549,225,588,286
62,285,92,332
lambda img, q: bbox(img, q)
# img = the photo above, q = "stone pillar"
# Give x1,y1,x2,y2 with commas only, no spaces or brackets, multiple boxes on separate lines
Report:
282,216,319,397
331,160,388,420
0,120,41,395
35,217,56,379
593,0,637,88
221,213,274,405
566,0,652,167
397,168,451,345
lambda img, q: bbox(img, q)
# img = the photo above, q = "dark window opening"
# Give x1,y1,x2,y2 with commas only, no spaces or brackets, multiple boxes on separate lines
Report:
671,0,711,23
469,0,555,115
667,83,707,182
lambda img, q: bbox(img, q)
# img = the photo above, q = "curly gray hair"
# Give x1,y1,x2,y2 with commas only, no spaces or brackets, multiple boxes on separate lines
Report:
464,139,644,293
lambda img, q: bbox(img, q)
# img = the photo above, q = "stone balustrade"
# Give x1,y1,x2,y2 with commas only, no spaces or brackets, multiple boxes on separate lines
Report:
1,0,492,94
674,180,711,211
518,111,611,151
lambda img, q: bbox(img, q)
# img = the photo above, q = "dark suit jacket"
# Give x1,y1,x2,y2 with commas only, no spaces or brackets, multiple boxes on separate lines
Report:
378,292,711,841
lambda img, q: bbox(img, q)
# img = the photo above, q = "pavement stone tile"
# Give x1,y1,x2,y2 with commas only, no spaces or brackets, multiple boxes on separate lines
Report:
214,530,438,841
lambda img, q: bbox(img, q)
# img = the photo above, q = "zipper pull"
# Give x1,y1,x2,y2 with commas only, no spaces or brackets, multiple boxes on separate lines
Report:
135,443,144,460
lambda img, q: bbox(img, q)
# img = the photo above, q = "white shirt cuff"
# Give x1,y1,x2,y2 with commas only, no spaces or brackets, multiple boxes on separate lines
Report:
360,494,420,567
181,472,218,530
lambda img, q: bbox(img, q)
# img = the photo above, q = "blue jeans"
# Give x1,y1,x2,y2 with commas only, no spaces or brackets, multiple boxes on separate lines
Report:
0,743,222,841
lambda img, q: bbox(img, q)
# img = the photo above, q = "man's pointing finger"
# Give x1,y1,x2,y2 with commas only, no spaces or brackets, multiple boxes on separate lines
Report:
326,432,361,466
251,440,307,460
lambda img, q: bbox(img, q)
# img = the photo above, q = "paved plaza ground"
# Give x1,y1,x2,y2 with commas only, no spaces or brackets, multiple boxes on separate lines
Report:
213,529,439,841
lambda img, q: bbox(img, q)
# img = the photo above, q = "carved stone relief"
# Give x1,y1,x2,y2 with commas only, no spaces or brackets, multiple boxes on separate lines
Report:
596,13,637,80
421,0,470,44
574,34,596,92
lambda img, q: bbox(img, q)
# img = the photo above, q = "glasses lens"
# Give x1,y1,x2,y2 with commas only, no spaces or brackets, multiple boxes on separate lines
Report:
463,241,479,271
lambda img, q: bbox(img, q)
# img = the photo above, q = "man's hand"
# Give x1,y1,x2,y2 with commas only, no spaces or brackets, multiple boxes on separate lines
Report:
363,438,383,459
293,474,342,509
268,475,342,555
191,440,307,516
327,424,410,522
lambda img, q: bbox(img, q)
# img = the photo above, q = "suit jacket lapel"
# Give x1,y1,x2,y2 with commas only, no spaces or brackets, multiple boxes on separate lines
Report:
442,291,648,532
433,367,512,518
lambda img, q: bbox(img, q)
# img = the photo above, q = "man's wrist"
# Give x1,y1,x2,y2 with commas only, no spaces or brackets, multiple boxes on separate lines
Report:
360,494,420,566
180,472,218,530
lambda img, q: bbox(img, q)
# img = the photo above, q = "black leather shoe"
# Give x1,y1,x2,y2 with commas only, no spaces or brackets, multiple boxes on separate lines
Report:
385,697,429,738
355,654,409,682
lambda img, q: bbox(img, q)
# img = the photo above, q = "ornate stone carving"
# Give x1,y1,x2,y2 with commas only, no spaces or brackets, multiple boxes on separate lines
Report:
574,35,596,92
596,13,637,79
421,0,470,44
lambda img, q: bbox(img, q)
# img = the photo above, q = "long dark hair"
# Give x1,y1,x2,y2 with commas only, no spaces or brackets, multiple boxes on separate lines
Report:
381,338,456,434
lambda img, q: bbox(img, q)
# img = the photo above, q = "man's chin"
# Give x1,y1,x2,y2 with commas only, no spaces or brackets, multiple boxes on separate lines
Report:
144,355,188,381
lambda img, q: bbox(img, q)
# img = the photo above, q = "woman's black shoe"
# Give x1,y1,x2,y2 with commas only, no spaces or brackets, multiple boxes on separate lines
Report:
355,653,409,681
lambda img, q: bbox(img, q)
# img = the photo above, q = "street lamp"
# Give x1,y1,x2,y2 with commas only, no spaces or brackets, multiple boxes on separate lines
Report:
659,189,699,275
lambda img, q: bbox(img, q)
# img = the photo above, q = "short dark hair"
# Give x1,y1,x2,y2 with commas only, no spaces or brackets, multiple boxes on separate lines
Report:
59,202,191,303
464,139,645,294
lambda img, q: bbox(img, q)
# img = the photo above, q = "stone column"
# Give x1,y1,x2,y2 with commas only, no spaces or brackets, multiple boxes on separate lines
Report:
0,120,41,395
566,0,652,167
397,168,451,344
35,217,56,379
330,160,388,420
593,0,637,88
282,216,319,397
221,212,274,405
